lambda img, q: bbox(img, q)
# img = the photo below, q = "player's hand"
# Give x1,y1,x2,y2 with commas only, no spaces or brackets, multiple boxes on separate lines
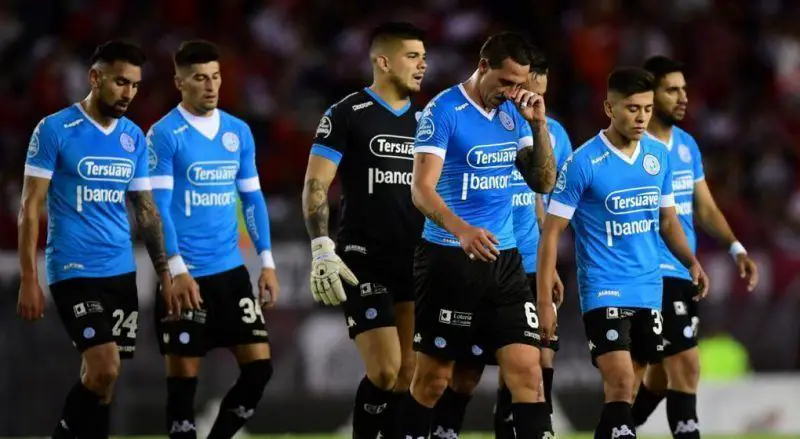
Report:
552,270,565,308
735,253,759,292
17,277,45,321
172,272,202,311
506,89,546,123
538,300,557,344
310,237,358,306
259,268,280,308
456,224,500,262
689,260,710,301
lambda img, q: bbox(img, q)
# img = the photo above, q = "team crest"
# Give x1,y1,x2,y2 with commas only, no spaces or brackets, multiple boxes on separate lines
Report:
147,147,158,171
416,117,435,142
499,110,515,131
120,133,135,153
678,144,692,163
28,131,40,158
643,153,661,175
316,116,332,138
222,132,240,152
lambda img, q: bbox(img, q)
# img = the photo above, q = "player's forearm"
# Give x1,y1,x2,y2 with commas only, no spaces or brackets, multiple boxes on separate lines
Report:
660,212,697,268
240,190,273,253
697,204,738,248
17,204,40,280
516,121,556,193
535,194,546,230
536,229,560,306
129,191,169,275
302,177,331,239
152,189,180,258
411,184,469,237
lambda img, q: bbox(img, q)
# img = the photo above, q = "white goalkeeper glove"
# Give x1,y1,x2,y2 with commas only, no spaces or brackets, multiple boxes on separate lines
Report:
310,237,359,306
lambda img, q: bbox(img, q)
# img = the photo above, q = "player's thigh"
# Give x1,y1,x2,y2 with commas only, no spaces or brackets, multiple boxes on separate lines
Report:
154,280,210,359
394,300,416,387
210,266,271,350
660,277,700,359
643,361,668,393
339,251,398,340
662,347,700,392
354,327,402,381
81,342,121,386
595,350,636,402
50,275,127,358
412,242,488,361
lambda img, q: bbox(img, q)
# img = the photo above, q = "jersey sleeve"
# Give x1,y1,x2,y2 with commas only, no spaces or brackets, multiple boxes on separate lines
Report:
690,138,705,182
236,124,274,266
660,151,675,208
547,153,591,220
236,124,260,189
516,110,533,149
310,103,348,166
24,118,59,180
552,122,574,169
146,125,181,258
129,129,151,191
414,99,455,159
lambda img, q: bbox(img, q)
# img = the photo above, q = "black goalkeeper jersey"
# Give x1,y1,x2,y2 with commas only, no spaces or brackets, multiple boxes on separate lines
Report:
311,88,424,261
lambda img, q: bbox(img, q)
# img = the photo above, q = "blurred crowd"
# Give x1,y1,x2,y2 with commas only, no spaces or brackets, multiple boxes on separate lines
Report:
1,0,800,256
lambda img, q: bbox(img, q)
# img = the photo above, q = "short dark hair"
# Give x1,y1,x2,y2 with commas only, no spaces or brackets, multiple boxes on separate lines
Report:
529,48,548,75
174,40,220,68
369,22,426,49
480,32,537,69
607,67,655,97
90,40,146,67
643,55,685,84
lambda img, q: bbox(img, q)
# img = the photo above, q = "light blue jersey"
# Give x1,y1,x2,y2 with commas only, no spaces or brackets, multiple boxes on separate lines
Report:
646,128,705,281
414,84,533,249
513,116,573,273
148,106,273,278
548,131,675,312
24,104,150,284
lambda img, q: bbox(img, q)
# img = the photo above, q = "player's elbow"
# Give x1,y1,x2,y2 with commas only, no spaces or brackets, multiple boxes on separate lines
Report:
410,182,429,211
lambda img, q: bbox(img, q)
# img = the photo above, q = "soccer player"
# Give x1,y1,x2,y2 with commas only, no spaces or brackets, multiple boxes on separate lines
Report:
630,55,759,439
17,40,192,439
536,67,710,439
148,40,280,439
429,55,573,439
300,23,426,439
400,31,557,439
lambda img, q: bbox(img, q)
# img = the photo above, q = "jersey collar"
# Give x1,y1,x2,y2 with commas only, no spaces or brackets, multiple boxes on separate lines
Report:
458,84,496,121
73,103,118,136
599,130,641,165
363,87,410,117
645,130,674,151
177,105,220,140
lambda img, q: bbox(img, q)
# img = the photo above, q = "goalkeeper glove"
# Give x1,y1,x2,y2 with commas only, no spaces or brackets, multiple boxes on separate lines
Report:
310,237,358,306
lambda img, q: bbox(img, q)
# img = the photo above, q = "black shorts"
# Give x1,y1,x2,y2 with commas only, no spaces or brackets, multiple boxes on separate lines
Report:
413,241,541,362
155,265,269,357
50,272,139,359
583,307,664,366
658,277,700,359
339,247,414,339
528,274,560,353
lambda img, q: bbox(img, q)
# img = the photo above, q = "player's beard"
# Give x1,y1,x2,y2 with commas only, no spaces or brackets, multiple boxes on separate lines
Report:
97,97,129,119
389,73,414,98
655,108,681,127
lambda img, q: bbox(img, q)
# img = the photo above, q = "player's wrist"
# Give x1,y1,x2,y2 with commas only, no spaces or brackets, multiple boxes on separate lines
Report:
259,250,276,269
729,241,747,261
168,255,189,277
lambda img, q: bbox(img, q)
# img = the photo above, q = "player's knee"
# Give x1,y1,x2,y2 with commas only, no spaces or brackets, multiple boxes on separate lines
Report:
604,369,636,402
643,362,668,394
450,363,483,395
412,366,450,404
395,354,416,391
85,358,120,393
367,359,400,390
666,350,700,392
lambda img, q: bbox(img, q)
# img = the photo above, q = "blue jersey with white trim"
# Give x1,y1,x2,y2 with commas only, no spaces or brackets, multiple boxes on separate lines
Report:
646,127,705,281
512,116,573,273
24,104,149,284
148,107,266,277
414,84,533,249
548,132,674,312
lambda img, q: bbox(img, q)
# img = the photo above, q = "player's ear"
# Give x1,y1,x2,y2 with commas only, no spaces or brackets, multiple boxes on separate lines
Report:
173,74,183,92
478,58,489,75
603,99,614,119
88,68,101,91
376,55,390,73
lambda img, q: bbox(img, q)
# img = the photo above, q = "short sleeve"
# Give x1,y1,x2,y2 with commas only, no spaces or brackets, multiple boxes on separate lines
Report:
24,118,59,179
548,154,591,220
147,125,176,190
310,103,348,166
552,123,573,169
129,129,151,191
414,99,455,159
690,138,705,182
236,125,261,193
660,152,675,207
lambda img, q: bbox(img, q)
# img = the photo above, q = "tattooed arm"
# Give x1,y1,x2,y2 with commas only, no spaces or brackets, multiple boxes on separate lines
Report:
516,120,556,193
410,152,469,235
302,155,337,239
127,190,169,275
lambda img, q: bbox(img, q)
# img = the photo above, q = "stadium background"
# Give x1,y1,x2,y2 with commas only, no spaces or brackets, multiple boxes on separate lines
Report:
1,0,800,436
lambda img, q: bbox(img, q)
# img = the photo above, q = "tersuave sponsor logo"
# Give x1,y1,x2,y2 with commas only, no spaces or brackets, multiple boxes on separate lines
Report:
369,135,414,160
77,157,134,183
186,161,239,186
604,186,661,215
466,142,517,169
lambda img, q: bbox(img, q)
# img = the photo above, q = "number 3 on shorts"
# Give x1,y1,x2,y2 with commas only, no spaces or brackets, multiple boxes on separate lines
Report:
651,309,663,335
524,302,539,329
239,297,265,324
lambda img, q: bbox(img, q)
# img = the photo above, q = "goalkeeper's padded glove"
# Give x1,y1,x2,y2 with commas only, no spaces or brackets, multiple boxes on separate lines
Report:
309,237,359,306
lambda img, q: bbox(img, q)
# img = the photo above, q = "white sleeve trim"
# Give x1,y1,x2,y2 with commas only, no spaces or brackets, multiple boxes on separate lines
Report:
24,165,53,180
168,255,189,276
660,193,676,208
518,135,534,149
237,176,261,193
547,199,576,220
414,146,446,159
259,250,276,269
694,175,706,182
150,176,174,190
128,177,152,191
